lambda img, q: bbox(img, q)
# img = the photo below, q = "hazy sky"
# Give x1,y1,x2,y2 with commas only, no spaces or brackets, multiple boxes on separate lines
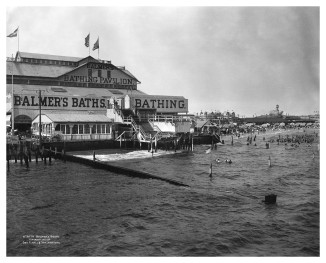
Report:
6,6,320,116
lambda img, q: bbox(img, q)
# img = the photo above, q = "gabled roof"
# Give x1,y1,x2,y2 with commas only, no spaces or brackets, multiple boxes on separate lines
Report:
10,51,140,82
56,61,141,83
7,62,73,78
77,56,99,65
17,51,83,62
119,68,140,83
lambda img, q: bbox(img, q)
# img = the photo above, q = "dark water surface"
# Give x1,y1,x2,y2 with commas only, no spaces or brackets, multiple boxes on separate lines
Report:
7,129,319,256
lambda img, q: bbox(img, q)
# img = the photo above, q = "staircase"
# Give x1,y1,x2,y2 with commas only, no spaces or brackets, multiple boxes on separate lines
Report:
130,116,162,143
113,107,174,143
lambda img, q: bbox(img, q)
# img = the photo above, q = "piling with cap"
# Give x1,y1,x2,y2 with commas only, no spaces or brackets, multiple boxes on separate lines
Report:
268,156,271,167
43,150,47,164
192,136,194,151
209,163,212,177
174,139,177,152
62,149,65,162
49,148,52,164
93,151,96,161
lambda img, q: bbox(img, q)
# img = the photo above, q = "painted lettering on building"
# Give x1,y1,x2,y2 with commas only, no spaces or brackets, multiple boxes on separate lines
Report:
133,98,188,113
13,95,107,109
63,75,133,85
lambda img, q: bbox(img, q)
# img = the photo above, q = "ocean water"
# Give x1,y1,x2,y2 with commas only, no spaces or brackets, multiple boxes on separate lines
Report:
7,129,319,256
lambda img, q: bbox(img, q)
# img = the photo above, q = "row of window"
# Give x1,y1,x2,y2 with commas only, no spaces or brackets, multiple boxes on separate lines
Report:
88,69,111,78
59,124,109,135
22,58,77,66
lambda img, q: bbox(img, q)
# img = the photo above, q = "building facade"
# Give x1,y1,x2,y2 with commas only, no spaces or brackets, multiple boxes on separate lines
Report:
6,52,189,141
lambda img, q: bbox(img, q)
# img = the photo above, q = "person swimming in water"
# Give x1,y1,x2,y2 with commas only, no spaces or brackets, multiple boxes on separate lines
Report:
216,158,221,163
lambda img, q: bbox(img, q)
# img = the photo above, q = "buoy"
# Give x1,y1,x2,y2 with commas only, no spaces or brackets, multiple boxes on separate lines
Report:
263,194,277,204
209,163,212,177
268,156,271,167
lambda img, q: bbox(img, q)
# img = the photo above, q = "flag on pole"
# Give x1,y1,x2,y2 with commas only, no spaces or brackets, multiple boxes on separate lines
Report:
85,33,90,47
92,37,99,51
7,27,18,38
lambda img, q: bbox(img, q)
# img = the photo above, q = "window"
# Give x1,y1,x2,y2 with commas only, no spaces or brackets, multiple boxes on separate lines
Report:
92,125,96,134
85,124,90,134
79,124,84,134
60,124,66,134
66,125,70,134
88,69,92,77
97,124,102,134
72,125,78,134
107,70,111,78
98,70,102,78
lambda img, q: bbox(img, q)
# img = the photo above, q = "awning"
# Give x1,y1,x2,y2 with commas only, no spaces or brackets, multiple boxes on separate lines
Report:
32,113,111,124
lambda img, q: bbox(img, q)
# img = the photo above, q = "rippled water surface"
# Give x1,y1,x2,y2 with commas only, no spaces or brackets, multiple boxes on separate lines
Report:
7,129,320,256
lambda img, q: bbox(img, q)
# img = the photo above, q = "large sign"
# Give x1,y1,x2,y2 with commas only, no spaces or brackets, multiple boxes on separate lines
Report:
13,95,107,110
63,75,134,85
132,97,188,113
61,62,136,86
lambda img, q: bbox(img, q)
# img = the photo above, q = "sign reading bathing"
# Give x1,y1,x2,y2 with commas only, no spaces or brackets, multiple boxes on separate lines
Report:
130,96,188,113
14,95,107,110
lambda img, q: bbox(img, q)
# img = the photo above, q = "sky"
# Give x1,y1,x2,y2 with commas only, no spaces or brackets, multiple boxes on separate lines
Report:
5,5,320,117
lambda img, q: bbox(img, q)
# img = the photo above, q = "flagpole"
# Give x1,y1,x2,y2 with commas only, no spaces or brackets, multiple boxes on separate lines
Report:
11,54,15,134
17,27,19,52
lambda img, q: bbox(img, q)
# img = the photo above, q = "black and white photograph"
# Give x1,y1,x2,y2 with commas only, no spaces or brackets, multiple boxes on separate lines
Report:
4,1,322,259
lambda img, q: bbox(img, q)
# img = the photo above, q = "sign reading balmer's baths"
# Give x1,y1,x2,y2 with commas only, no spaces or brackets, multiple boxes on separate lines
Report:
14,95,107,110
